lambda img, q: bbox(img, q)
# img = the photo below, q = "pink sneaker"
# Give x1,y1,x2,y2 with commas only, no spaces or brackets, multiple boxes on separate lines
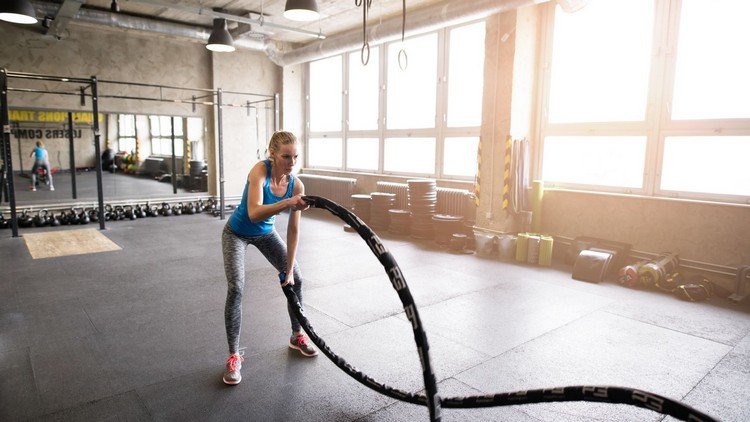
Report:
289,333,318,357
222,353,244,385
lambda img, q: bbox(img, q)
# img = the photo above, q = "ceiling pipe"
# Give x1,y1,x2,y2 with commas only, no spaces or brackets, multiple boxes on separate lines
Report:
265,0,554,67
30,1,268,51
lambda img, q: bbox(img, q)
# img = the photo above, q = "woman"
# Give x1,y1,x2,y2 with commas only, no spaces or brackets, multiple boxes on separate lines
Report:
222,131,316,386
29,141,54,191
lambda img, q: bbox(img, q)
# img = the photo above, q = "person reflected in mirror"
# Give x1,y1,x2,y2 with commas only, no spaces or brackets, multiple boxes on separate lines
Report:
29,141,54,191
221,131,316,386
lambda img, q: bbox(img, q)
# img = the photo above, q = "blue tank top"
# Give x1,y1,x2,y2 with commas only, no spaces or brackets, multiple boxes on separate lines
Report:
34,146,46,160
227,160,295,236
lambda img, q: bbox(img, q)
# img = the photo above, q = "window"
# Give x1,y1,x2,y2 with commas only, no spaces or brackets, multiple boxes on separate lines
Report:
671,0,750,120
307,137,342,168
661,136,750,197
117,114,136,153
387,33,438,130
384,137,435,174
346,137,379,171
447,24,486,127
539,0,750,203
443,137,480,177
309,56,342,132
547,0,653,123
348,48,379,131
149,116,184,157
306,21,485,180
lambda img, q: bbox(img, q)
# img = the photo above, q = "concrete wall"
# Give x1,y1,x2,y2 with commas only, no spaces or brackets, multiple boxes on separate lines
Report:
210,49,281,198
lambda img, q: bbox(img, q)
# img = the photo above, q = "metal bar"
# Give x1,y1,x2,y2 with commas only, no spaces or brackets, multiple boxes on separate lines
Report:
1,69,19,237
5,71,91,84
125,0,326,39
97,78,215,93
8,88,83,96
170,116,177,195
220,90,275,98
217,88,225,220
273,93,279,132
91,76,106,231
67,112,77,199
16,123,23,176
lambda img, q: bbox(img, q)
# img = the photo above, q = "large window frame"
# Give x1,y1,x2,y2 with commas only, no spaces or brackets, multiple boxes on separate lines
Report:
537,0,750,205
305,20,485,180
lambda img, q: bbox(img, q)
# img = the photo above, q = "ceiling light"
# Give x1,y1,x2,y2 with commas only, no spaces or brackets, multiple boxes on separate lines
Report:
0,0,38,25
283,0,319,22
206,18,235,52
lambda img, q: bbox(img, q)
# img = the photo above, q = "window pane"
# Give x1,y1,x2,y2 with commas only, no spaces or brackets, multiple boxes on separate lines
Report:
384,137,435,174
661,136,750,196
119,114,135,136
308,137,342,168
443,137,479,177
310,56,342,132
149,116,160,136
387,33,438,129
347,137,379,170
349,48,379,131
548,0,653,123
172,117,183,137
672,0,750,119
447,23,485,127
542,136,646,188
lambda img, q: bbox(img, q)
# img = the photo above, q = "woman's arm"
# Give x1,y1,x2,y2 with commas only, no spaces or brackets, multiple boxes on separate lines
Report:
245,162,306,222
282,177,306,286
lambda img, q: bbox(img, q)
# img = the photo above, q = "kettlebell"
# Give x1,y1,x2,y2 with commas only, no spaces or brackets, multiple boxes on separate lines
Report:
126,205,137,220
103,204,113,221
185,202,196,215
79,208,90,225
173,202,183,216
114,206,125,220
50,213,61,227
88,208,99,223
68,208,80,225
19,210,34,228
161,203,172,216
33,210,47,227
0,213,8,229
196,200,205,213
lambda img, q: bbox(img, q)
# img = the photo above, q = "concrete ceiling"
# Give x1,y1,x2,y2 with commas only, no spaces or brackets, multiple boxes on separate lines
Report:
45,0,446,45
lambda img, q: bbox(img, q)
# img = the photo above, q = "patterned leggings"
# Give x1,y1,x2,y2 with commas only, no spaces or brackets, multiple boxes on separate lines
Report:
222,225,304,354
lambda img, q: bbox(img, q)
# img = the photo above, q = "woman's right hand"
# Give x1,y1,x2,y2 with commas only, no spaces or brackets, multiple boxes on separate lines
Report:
287,194,309,212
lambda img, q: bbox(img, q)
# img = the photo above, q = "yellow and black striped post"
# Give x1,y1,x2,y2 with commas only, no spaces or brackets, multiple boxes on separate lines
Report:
502,135,512,210
473,137,481,206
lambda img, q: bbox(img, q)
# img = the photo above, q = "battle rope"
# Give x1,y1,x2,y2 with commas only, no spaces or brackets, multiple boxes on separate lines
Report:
279,195,718,422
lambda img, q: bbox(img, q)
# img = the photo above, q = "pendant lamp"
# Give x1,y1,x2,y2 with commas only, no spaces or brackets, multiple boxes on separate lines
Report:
206,18,235,52
0,0,38,24
283,0,319,22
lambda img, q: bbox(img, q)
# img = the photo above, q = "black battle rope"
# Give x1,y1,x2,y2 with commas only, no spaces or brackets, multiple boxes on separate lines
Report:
278,195,718,422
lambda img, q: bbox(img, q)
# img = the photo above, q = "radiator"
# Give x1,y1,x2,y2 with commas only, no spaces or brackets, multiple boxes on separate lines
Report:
298,174,357,209
376,181,409,210
375,181,475,221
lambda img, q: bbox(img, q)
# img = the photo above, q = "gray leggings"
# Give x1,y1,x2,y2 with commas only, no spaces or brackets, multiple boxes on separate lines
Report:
222,225,304,354
31,159,53,186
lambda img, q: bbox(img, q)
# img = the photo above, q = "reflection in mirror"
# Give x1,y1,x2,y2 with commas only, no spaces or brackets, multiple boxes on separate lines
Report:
102,113,207,201
7,109,97,206
4,108,207,209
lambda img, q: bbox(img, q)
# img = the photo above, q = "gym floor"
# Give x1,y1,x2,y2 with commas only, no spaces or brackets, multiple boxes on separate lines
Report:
1,210,748,421
8,171,206,207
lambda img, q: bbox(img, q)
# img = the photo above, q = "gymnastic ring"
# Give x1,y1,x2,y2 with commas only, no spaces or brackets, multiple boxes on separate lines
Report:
398,49,408,71
361,42,371,66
